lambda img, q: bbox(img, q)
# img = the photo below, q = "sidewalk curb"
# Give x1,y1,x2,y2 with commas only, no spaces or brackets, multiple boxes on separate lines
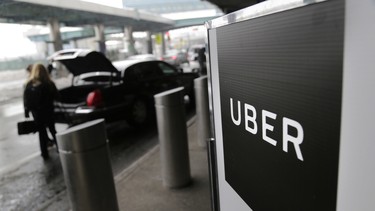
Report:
114,115,197,183
114,145,159,183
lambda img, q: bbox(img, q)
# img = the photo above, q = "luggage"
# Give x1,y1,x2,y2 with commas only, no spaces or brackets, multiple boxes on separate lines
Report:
17,120,37,135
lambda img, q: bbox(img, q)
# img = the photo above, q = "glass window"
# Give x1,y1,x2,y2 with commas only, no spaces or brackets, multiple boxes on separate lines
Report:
158,62,177,75
125,62,163,81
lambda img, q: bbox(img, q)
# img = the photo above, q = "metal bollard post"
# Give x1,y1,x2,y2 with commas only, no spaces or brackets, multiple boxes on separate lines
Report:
194,76,210,148
154,87,191,188
56,119,119,211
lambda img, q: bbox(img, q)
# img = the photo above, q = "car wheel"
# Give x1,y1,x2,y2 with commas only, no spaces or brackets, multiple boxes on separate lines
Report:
128,99,148,127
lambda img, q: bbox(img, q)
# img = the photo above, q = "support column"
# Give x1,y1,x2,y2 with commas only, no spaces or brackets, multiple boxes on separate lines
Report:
154,32,165,59
123,26,137,56
94,23,106,54
48,18,63,53
146,31,153,54
161,32,166,56
70,39,78,49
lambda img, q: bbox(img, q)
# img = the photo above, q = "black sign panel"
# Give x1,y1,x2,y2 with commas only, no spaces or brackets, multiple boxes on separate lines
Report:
217,1,344,210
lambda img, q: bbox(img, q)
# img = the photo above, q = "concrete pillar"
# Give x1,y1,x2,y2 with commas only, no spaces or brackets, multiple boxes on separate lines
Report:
123,26,137,56
94,23,106,54
154,32,165,59
70,39,77,49
146,31,153,54
161,32,166,57
47,18,63,52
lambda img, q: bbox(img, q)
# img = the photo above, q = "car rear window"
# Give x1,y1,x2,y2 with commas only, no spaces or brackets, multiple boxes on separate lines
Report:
125,62,163,81
158,62,177,75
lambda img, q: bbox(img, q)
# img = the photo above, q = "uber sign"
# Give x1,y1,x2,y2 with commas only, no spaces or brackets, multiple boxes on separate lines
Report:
229,98,305,161
217,1,344,210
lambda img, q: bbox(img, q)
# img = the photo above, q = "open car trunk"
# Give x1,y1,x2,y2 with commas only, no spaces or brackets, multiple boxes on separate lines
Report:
49,49,119,124
54,84,105,124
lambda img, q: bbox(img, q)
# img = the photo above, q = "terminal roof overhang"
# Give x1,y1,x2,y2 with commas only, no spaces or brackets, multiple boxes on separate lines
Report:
0,0,175,32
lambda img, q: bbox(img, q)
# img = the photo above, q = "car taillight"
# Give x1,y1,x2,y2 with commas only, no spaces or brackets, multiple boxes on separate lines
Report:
171,55,177,60
86,89,102,107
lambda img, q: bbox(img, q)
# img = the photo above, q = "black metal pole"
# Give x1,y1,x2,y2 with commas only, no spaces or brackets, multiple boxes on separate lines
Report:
207,138,220,211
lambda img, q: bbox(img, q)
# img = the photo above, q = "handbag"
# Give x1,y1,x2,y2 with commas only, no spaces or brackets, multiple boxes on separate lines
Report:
17,120,37,135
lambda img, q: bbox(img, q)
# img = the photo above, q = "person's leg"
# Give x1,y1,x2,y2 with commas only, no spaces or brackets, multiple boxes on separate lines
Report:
47,122,58,152
33,112,49,159
38,126,49,159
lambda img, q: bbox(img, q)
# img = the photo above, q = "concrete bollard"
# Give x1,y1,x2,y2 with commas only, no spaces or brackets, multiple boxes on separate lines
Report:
56,119,119,211
194,76,210,148
154,87,191,188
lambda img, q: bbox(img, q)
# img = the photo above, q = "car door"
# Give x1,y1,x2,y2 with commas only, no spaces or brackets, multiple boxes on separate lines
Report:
124,61,177,96
156,61,188,89
156,61,195,92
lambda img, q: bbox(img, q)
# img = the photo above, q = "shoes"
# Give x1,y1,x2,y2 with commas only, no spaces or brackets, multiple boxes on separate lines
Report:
47,139,56,148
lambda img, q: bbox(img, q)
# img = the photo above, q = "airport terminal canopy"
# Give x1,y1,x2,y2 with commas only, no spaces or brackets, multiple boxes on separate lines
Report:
123,0,222,15
0,0,174,31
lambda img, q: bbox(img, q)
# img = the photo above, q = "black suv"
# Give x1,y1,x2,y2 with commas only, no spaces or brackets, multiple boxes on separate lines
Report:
49,49,198,126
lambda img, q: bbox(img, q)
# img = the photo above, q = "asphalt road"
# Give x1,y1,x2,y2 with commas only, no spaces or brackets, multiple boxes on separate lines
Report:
0,97,195,210
0,69,196,210
0,99,159,210
0,100,68,174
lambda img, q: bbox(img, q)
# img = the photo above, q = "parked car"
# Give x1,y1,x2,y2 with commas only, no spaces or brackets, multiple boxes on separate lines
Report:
48,49,198,127
161,49,188,68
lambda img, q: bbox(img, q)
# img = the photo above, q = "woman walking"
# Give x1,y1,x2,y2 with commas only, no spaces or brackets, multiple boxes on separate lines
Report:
23,63,58,160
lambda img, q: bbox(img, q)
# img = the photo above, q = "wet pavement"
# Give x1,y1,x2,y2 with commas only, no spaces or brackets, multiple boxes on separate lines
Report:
0,120,160,211
0,69,196,210
0,75,158,210
0,69,71,172
0,152,65,211
0,100,68,174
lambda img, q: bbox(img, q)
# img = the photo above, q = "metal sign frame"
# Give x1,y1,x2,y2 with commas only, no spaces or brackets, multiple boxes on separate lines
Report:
205,0,375,210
